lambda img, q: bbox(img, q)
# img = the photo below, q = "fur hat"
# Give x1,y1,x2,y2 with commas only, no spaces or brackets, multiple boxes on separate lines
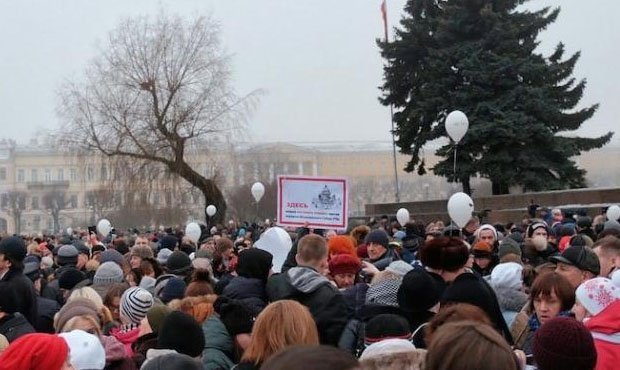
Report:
533,317,597,370
131,245,154,260
0,237,27,264
359,338,415,361
55,298,100,333
328,254,361,276
328,235,357,257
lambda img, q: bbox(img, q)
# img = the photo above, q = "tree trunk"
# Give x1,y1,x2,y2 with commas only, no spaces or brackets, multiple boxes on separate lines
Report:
492,180,510,195
461,177,472,195
172,161,227,225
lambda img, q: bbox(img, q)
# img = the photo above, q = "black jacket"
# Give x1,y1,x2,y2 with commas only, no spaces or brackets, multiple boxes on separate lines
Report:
442,272,513,345
34,296,60,333
1,268,38,326
266,266,348,346
0,313,35,342
221,276,268,315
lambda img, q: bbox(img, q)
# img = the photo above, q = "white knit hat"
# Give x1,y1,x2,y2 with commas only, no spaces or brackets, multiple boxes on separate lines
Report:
576,276,620,316
490,262,523,291
59,330,105,370
359,338,415,360
120,287,154,325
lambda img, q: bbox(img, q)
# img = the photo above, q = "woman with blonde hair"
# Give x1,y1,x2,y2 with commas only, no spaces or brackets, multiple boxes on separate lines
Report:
235,300,319,370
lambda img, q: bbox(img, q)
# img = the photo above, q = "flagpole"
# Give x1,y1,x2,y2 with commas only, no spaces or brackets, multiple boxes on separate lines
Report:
382,0,400,203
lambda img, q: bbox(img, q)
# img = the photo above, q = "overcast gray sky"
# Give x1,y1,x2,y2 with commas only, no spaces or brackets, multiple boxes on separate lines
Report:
0,0,618,145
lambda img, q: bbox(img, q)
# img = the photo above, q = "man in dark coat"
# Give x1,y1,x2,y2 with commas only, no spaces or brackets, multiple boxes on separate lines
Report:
0,280,35,342
267,234,348,346
0,237,38,326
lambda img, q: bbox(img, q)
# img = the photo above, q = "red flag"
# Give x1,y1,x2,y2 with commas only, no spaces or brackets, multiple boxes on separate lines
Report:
380,0,388,41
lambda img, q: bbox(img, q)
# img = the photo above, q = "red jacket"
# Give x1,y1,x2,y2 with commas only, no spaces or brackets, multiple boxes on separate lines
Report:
585,300,620,370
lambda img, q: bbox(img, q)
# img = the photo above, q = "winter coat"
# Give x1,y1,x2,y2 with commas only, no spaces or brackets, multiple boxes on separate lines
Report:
101,334,136,370
0,313,35,343
1,268,38,326
511,308,531,351
221,276,268,315
34,296,60,333
493,286,528,329
338,304,405,356
110,326,141,357
341,283,369,320
267,266,348,346
202,315,235,370
585,300,620,370
369,248,400,271
442,272,513,345
522,239,559,267
132,333,158,368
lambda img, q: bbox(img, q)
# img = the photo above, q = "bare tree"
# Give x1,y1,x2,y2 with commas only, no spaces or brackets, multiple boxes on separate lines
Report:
43,190,69,233
58,12,259,224
2,191,27,234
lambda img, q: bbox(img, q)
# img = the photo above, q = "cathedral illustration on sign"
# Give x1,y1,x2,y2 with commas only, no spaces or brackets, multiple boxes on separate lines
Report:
311,185,342,210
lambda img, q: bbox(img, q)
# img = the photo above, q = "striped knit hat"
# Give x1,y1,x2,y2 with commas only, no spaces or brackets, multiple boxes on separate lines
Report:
120,287,154,325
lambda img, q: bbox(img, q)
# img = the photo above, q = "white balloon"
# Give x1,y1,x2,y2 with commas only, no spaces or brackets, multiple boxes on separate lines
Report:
254,227,292,273
445,110,469,143
206,205,217,217
251,182,265,202
607,205,620,221
185,222,202,244
447,192,474,228
396,208,410,226
96,219,112,236
66,227,73,235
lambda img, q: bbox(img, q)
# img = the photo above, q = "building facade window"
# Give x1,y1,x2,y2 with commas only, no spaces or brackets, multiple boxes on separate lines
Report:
33,215,41,232
17,169,25,183
70,168,77,182
31,169,38,182
31,196,39,210
44,169,51,182
57,169,64,181
69,195,78,209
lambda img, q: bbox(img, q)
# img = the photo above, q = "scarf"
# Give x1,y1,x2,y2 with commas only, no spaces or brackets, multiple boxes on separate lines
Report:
528,310,573,332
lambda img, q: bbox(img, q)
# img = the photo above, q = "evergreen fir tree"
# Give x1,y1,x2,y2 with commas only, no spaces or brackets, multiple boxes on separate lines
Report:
380,0,613,194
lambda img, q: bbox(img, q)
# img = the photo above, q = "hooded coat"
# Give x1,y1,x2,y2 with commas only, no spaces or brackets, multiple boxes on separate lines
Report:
493,286,528,329
266,266,348,346
585,300,620,370
201,315,235,370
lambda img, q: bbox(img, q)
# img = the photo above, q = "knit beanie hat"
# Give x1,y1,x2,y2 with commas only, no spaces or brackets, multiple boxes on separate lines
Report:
216,297,256,336
0,333,68,370
365,229,389,248
575,277,620,316
157,248,173,266
159,235,179,251
474,224,498,242
490,262,523,291
236,248,273,282
131,245,154,260
328,254,361,276
147,305,172,334
157,311,205,357
141,353,202,370
59,330,106,370
58,268,86,290
364,314,411,345
498,237,522,260
93,262,124,285
533,317,597,370
385,261,414,277
0,236,27,264
366,278,401,307
359,338,415,361
166,251,192,275
472,241,493,258
160,277,187,304
398,268,444,313
100,249,125,267
120,287,154,325
57,245,79,266
55,298,100,333
527,222,549,238
328,235,357,257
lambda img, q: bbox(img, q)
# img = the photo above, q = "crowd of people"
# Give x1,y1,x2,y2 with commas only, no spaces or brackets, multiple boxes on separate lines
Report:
0,207,620,370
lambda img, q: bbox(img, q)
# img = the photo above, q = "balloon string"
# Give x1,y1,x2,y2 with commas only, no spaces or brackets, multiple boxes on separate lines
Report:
453,144,457,183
